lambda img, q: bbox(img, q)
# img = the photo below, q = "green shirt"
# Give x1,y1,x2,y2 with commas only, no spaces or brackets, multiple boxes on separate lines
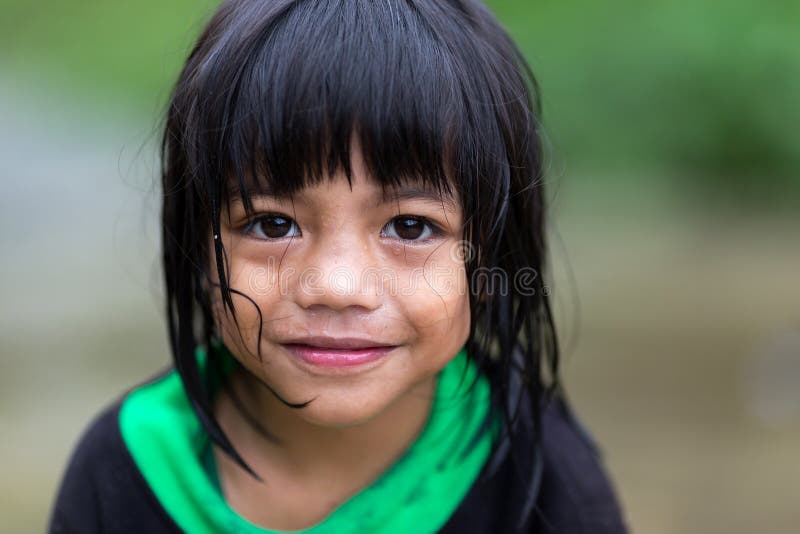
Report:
119,344,497,533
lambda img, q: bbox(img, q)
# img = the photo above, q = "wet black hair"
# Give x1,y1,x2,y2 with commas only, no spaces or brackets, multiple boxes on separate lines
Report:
161,0,561,528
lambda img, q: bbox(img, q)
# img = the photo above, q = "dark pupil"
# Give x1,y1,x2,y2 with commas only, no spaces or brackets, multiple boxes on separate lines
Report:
394,217,424,240
259,216,291,238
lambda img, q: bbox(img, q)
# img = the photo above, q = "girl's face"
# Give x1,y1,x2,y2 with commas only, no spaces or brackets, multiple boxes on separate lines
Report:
211,144,470,428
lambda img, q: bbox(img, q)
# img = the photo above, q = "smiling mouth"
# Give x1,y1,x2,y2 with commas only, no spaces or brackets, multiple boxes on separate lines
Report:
280,337,399,368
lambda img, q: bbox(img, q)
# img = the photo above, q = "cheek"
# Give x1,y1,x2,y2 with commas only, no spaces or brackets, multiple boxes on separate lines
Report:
209,248,284,355
214,233,288,301
399,258,470,340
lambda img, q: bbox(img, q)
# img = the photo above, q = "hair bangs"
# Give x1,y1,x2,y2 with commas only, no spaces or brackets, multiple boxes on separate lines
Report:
180,0,494,220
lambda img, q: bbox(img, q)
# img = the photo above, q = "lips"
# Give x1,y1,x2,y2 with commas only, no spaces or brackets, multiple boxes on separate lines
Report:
280,336,398,368
283,336,396,350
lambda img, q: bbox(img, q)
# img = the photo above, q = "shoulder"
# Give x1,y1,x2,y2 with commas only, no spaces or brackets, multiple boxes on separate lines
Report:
531,393,629,533
48,379,183,534
440,391,628,534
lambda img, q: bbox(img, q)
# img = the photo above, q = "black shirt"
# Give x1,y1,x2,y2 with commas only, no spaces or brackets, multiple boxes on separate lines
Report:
49,384,627,534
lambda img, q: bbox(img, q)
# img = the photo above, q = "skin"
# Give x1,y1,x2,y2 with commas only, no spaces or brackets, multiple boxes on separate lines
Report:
208,142,470,530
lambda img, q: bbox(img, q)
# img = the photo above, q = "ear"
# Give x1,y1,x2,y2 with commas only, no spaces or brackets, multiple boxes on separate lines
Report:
478,291,488,305
203,235,226,294
199,262,214,295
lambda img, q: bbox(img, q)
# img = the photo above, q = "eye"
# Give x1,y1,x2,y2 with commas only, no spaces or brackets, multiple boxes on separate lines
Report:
243,214,301,240
381,216,440,241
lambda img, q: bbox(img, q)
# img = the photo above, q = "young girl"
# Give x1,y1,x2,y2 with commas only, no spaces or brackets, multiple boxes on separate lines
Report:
50,1,627,532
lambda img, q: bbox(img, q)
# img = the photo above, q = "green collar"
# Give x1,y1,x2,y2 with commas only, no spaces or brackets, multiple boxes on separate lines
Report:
120,345,497,533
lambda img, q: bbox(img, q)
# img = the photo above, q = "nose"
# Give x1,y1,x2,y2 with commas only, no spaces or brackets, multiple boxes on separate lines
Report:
292,236,384,312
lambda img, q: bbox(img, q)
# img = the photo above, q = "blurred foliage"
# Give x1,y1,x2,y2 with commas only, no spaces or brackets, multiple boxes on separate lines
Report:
490,0,800,206
1,0,798,206
0,0,216,111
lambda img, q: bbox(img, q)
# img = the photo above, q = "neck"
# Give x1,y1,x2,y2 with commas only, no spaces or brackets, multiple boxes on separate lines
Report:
216,367,437,479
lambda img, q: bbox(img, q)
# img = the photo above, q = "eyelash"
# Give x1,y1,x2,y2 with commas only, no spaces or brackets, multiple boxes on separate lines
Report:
242,214,301,240
241,213,444,242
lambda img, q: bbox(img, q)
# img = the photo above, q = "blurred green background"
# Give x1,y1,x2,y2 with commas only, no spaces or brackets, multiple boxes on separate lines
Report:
1,1,798,533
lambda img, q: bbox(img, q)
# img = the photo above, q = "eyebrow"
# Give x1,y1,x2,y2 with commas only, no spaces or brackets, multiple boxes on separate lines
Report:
229,183,459,213
377,185,459,213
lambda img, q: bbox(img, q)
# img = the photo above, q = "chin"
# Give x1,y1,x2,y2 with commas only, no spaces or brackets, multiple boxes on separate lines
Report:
298,403,382,429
